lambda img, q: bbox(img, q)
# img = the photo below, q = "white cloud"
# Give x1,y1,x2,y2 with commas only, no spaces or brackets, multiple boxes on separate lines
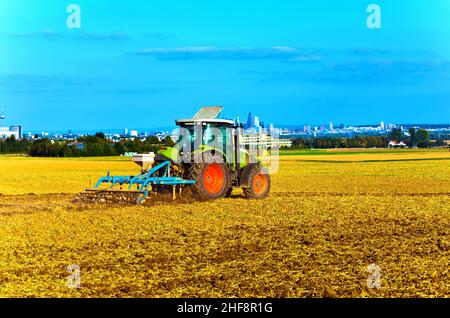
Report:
137,46,322,62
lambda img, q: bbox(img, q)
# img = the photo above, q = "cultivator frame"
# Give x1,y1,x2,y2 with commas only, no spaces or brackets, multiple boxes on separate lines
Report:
76,161,196,205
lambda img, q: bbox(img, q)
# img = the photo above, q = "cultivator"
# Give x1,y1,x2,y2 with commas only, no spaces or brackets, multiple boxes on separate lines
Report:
75,155,196,205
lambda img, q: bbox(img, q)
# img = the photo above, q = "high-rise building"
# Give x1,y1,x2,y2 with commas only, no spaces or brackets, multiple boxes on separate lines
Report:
246,112,254,129
9,126,22,140
387,123,396,130
254,116,260,128
380,121,385,131
329,121,334,131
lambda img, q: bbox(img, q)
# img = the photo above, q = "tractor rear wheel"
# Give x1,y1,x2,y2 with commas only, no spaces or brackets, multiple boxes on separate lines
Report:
244,165,270,199
186,157,230,200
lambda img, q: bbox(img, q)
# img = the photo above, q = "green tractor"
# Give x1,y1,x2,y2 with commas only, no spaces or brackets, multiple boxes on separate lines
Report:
157,107,271,200
76,107,271,204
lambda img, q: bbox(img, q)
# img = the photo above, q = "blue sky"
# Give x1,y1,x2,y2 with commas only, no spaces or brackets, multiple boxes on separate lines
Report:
0,0,449,131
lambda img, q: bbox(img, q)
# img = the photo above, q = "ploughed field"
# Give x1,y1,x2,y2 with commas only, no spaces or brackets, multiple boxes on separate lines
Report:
0,149,449,297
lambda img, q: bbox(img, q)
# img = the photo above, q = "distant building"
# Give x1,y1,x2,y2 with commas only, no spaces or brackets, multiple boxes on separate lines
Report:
130,130,138,137
0,126,22,140
0,109,22,140
9,126,22,139
388,141,407,148
387,123,396,130
254,116,260,128
246,112,254,129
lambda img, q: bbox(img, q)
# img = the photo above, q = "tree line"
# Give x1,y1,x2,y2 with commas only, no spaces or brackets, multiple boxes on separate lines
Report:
290,136,390,149
289,128,446,149
0,136,30,154
0,133,175,157
1,129,447,156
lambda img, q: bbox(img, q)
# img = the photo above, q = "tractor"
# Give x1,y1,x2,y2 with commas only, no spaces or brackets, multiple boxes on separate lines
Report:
76,107,271,205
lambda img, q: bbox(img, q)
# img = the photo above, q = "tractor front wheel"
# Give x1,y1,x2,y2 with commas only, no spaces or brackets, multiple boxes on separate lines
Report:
186,159,230,201
244,165,271,199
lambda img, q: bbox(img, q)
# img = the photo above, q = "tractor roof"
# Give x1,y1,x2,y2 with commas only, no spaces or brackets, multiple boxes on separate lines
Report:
193,106,223,120
176,118,235,126
176,106,235,126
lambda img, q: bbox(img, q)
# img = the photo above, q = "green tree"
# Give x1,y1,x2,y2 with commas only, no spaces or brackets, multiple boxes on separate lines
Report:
408,128,418,147
145,136,161,145
95,132,106,140
162,136,175,147
416,129,430,148
389,128,403,142
433,139,447,147
114,142,126,155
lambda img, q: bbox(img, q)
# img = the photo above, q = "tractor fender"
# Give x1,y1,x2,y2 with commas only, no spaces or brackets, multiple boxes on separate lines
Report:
192,146,229,164
240,164,256,188
157,147,179,164
240,164,270,188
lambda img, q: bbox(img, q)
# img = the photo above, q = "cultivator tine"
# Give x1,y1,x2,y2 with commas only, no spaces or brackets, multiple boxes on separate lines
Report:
74,190,146,205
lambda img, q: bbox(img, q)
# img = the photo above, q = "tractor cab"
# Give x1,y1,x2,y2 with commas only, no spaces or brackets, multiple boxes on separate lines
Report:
174,118,236,164
176,106,235,154
159,106,250,167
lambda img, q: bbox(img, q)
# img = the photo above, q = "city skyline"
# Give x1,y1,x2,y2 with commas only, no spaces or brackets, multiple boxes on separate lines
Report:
2,105,449,139
1,106,450,135
1,1,450,130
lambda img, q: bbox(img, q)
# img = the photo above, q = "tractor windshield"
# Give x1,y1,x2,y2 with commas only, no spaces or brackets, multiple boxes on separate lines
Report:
175,123,232,156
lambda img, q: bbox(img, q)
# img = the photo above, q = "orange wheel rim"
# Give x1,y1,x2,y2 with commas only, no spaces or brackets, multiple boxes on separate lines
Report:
203,164,225,195
253,173,268,195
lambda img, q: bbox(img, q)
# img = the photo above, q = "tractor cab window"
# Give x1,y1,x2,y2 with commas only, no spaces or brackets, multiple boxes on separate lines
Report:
176,123,231,156
203,124,229,154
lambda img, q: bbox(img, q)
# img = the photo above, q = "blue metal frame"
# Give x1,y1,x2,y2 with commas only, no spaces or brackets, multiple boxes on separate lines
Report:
93,161,196,204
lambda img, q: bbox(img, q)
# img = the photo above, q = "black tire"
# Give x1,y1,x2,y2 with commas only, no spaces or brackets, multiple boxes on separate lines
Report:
185,154,230,201
244,165,271,199
225,187,233,198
